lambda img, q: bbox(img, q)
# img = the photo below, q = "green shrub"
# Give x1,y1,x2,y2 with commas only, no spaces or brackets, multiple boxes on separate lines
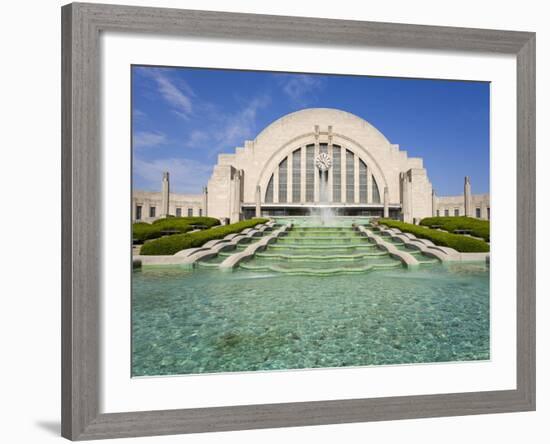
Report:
151,216,220,228
132,217,220,243
140,218,270,255
132,223,165,243
419,216,490,242
379,219,489,253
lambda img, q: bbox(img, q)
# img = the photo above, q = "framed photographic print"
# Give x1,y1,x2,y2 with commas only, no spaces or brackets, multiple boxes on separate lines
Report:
61,2,536,440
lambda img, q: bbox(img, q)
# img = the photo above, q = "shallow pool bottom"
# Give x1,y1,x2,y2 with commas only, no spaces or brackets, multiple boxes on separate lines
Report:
132,262,489,376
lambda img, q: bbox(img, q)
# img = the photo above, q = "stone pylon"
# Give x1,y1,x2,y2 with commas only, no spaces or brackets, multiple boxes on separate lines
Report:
161,171,170,217
401,172,412,223
202,186,208,217
231,169,242,223
464,176,472,217
432,189,437,217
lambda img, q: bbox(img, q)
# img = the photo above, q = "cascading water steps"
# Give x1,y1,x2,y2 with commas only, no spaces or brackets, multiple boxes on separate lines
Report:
197,223,441,274
195,231,269,269
239,225,398,275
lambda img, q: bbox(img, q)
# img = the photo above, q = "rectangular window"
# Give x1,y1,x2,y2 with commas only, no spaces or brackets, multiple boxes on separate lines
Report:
487,207,490,219
135,205,142,220
454,208,459,216
332,146,341,203
278,157,287,203
292,148,301,202
476,207,481,218
305,145,315,202
187,208,193,217
199,209,203,216
444,209,449,217
149,206,156,218
436,209,440,217
175,207,181,217
346,150,354,203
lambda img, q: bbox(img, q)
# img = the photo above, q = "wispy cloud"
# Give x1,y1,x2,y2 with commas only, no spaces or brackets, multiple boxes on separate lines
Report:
279,74,324,106
133,131,167,148
143,68,195,119
181,95,271,155
184,130,210,147
213,95,270,147
133,108,146,119
133,157,212,194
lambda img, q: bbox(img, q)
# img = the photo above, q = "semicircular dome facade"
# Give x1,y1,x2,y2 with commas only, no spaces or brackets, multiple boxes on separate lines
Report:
207,108,433,222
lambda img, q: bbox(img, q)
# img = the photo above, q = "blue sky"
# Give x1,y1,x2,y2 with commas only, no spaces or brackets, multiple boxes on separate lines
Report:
132,66,489,196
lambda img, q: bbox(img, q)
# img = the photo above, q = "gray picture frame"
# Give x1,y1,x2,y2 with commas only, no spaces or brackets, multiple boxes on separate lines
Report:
61,2,536,440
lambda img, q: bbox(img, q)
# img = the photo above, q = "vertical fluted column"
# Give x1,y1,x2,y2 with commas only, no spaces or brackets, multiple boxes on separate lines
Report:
313,125,320,203
327,126,333,202
354,153,360,204
300,147,306,202
161,171,170,217
383,186,389,218
287,153,293,203
255,185,261,217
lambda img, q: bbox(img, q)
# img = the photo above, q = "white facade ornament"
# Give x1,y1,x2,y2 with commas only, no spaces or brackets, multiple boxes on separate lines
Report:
315,152,332,171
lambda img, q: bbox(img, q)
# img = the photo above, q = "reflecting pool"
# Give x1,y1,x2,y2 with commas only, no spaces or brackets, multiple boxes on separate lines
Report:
132,261,489,376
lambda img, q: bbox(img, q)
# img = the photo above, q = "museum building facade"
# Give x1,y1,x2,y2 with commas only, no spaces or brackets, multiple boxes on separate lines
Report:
132,108,490,223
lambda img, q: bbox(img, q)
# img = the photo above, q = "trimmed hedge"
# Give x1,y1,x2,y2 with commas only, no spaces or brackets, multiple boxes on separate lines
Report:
419,216,490,242
378,219,489,253
151,216,220,228
133,217,220,243
140,218,270,255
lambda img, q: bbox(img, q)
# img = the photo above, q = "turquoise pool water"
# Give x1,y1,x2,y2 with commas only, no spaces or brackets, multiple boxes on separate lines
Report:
132,261,490,376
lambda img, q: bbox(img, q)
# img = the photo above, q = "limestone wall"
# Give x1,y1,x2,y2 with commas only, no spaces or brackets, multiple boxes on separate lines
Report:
435,193,490,219
132,190,203,222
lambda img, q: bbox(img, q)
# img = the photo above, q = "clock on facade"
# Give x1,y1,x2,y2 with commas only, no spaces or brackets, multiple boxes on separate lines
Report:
315,152,332,171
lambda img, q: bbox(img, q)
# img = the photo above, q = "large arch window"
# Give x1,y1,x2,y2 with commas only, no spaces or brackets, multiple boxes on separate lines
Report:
346,149,355,203
278,157,287,203
292,148,301,202
359,160,368,203
305,144,315,202
332,145,341,203
262,143,384,207
265,175,274,203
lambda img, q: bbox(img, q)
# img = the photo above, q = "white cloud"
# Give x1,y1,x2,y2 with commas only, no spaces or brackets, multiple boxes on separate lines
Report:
179,95,271,154
210,95,271,152
185,130,210,147
135,67,271,155
147,68,194,118
280,75,324,105
133,131,167,148
133,157,212,194
133,108,146,118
